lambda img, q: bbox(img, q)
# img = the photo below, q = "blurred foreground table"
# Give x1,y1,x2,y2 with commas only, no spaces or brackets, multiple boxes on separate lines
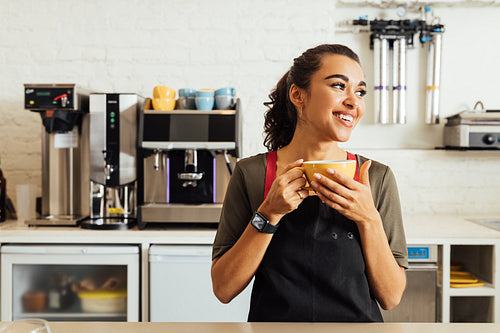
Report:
41,322,500,333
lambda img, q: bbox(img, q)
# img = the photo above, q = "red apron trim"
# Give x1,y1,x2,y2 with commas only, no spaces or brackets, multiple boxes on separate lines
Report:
264,151,277,200
346,151,359,182
264,151,358,200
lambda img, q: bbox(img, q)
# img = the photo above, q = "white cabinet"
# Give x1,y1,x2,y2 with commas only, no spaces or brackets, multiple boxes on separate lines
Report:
444,244,499,323
148,245,252,322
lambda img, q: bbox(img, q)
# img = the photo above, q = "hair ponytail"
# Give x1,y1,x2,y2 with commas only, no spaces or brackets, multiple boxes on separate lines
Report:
263,70,296,152
263,44,360,152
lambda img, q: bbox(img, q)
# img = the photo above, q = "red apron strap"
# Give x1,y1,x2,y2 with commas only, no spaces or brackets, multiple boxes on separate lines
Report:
264,151,277,200
347,151,359,182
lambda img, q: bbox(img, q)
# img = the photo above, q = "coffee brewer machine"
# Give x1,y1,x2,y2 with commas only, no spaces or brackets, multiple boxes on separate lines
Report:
24,84,92,226
137,99,241,229
80,93,145,230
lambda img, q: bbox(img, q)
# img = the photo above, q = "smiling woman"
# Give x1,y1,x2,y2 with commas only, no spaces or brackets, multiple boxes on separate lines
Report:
211,44,408,322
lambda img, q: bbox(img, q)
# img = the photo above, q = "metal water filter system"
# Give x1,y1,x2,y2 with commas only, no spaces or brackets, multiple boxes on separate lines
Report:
393,37,407,124
373,35,407,125
373,37,390,124
352,10,444,125
425,31,443,124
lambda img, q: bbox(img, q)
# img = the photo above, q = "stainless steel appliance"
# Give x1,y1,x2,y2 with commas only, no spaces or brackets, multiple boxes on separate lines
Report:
80,93,145,230
24,84,92,226
382,245,440,322
444,109,500,149
137,99,241,229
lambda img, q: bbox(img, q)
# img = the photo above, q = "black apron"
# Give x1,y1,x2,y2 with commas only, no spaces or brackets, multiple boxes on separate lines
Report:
248,196,383,322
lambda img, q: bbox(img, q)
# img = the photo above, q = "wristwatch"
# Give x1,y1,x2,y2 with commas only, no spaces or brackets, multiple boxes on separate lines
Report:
250,211,279,234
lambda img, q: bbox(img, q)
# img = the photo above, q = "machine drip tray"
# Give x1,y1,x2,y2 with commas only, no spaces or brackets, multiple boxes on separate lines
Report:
25,215,84,227
79,218,136,230
138,203,222,230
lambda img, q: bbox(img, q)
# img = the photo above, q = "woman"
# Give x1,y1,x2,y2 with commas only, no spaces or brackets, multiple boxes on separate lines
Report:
211,44,407,322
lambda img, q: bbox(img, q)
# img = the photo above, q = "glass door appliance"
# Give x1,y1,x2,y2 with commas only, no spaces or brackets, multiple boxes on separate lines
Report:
1,245,140,322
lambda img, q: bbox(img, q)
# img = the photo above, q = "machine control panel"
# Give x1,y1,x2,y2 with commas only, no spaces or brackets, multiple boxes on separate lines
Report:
407,245,438,263
469,132,500,148
105,94,120,186
24,84,77,110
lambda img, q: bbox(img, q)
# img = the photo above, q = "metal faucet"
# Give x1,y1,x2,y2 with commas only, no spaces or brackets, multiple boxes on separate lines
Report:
177,149,204,187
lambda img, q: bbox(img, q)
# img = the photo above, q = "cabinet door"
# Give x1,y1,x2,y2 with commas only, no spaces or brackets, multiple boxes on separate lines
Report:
149,245,252,322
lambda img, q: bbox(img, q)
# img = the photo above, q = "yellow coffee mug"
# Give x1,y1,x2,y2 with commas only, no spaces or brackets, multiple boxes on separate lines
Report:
297,160,356,190
152,85,176,110
152,97,176,111
153,85,176,99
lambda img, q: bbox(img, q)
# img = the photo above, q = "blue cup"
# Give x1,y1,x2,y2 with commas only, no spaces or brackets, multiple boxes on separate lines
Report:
178,88,196,98
215,87,236,96
215,95,235,110
195,97,215,111
176,97,196,110
196,90,215,98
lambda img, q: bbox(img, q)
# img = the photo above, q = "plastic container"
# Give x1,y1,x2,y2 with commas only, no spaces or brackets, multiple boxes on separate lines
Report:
78,290,127,313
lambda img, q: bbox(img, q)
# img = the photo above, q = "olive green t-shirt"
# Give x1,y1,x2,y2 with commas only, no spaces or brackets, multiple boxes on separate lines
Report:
212,153,408,269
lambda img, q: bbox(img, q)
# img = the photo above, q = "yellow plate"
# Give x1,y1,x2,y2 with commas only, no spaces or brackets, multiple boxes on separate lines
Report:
450,271,474,276
450,281,485,288
450,277,478,283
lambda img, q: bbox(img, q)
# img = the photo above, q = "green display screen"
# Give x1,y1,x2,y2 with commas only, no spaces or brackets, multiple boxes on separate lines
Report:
36,91,51,97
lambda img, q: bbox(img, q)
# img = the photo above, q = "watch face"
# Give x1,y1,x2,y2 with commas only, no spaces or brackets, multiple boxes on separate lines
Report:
253,215,265,230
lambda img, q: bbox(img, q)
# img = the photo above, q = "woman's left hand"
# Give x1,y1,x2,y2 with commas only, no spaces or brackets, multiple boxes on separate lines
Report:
310,160,380,226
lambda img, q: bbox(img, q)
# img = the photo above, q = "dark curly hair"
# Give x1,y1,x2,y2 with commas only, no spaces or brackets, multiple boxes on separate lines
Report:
263,44,361,151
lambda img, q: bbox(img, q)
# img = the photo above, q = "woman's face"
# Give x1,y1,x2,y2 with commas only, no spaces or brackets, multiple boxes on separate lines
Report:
298,54,366,143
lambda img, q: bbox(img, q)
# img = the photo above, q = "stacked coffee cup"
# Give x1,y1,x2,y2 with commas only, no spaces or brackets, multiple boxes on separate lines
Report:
215,87,236,110
195,89,215,111
177,88,196,109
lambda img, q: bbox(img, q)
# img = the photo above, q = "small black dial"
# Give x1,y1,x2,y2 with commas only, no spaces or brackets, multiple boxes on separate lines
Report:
482,134,495,145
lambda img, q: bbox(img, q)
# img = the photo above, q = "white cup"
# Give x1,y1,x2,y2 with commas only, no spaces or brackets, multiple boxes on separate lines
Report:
16,184,36,223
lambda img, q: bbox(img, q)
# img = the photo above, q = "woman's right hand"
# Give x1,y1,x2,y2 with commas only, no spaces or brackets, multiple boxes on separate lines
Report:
257,159,309,223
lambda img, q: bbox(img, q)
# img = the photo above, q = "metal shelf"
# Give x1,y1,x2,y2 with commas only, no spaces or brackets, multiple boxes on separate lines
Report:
337,0,500,7
15,311,126,320
449,282,496,297
143,109,236,115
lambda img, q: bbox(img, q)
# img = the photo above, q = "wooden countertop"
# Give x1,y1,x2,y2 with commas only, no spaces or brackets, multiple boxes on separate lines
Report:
35,322,500,333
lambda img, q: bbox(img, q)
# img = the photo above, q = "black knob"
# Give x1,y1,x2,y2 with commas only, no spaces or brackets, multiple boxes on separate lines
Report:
483,134,495,145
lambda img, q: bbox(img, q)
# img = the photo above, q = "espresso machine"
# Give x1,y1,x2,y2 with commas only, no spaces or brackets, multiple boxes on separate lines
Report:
80,93,145,230
137,99,241,229
24,84,92,226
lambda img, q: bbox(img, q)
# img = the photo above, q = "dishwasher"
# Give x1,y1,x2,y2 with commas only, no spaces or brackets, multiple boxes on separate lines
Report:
382,245,440,322
149,244,253,322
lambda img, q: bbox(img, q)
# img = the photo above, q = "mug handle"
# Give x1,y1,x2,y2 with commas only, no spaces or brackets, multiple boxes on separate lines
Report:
294,167,314,191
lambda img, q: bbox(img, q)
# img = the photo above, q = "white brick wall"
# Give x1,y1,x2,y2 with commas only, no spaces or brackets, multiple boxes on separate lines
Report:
1,0,500,216
354,149,500,216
